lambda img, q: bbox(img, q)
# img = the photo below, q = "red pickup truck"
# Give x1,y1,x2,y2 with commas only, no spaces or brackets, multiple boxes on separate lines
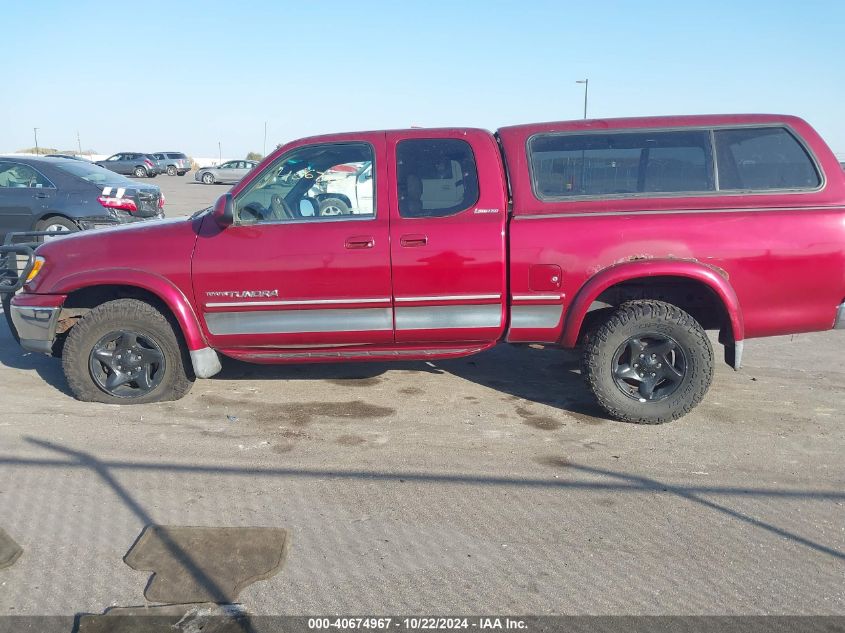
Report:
8,114,845,423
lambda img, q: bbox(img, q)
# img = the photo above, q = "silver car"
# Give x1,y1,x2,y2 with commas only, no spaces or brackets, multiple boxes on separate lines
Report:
194,160,258,185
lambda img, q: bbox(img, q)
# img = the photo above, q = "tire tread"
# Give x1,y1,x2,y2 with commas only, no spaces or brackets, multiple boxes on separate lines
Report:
582,300,713,424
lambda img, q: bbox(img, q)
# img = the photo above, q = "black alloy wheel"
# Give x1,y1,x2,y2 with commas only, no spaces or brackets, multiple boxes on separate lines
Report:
88,330,166,397
612,333,687,401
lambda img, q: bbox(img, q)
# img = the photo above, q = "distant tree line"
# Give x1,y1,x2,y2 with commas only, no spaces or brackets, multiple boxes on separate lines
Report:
16,147,97,155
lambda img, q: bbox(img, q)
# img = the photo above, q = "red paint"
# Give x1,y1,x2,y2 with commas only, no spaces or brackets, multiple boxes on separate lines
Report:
18,114,845,368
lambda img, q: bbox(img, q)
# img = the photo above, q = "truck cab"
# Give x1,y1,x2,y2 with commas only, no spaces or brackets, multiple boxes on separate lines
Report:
8,115,845,423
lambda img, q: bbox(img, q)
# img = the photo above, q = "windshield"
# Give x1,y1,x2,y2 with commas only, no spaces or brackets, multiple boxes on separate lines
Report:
56,161,139,186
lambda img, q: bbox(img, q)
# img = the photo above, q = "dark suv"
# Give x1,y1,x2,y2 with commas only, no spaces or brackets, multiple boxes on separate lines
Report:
95,153,160,178
152,152,191,176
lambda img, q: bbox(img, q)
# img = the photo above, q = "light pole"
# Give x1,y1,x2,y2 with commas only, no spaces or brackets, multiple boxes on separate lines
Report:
576,79,589,119
218,141,222,164
263,121,267,158
33,128,40,155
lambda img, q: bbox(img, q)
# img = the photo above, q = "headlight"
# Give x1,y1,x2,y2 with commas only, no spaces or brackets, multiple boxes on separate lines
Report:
25,256,45,283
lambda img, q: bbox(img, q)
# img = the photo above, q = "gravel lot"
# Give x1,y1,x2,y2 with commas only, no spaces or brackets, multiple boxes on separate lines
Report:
0,173,842,621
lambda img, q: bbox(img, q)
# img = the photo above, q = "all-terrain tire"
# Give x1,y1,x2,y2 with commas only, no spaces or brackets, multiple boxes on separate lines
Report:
62,299,194,404
582,300,713,424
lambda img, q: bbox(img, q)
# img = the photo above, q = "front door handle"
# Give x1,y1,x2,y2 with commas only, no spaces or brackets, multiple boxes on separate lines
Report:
34,192,50,199
400,234,428,247
345,235,375,249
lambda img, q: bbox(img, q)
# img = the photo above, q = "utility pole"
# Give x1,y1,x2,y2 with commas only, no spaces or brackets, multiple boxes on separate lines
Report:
33,128,39,155
77,130,82,156
218,141,222,164
576,79,589,119
263,121,267,158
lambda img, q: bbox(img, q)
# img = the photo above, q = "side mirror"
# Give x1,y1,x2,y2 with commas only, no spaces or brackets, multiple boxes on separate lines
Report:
212,193,233,228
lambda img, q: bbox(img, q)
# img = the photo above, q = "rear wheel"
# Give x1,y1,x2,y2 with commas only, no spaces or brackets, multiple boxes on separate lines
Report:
134,166,148,178
166,165,177,176
62,299,194,404
36,216,78,241
582,300,713,424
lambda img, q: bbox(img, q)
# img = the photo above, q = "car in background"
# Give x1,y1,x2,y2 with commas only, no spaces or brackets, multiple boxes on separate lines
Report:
152,152,191,176
44,154,90,162
95,153,160,178
0,157,164,243
194,160,257,185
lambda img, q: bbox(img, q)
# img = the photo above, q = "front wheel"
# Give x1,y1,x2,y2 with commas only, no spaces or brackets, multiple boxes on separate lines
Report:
62,299,194,404
318,197,350,216
202,172,215,185
582,300,713,424
166,165,177,176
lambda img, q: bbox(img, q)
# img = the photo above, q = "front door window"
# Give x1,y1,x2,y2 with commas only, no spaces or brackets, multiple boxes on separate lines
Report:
234,143,375,223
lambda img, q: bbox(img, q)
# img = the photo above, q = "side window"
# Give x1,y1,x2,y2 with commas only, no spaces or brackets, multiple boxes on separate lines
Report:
529,131,714,199
234,142,375,224
396,139,479,218
714,127,821,191
0,163,52,188
0,162,15,187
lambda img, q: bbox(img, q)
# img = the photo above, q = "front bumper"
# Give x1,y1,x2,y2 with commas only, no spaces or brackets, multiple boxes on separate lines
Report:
9,294,66,354
835,302,845,329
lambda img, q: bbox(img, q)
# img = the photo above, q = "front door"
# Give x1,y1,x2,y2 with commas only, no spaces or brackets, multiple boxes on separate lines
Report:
192,135,393,351
387,130,508,344
0,162,56,241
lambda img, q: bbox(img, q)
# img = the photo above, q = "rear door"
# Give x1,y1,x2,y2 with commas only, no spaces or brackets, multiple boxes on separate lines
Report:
192,133,393,351
386,130,509,344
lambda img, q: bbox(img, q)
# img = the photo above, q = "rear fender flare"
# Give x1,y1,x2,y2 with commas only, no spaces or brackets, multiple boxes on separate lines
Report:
46,269,207,350
561,259,744,348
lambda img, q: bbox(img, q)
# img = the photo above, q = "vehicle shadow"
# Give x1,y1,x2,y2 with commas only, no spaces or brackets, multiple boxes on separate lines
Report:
0,307,601,419
0,314,72,397
215,343,606,421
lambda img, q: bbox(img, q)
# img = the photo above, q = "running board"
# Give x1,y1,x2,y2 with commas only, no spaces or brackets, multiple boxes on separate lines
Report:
221,345,490,363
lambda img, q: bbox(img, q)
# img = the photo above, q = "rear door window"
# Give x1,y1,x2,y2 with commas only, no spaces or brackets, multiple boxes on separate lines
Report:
529,130,714,199
396,139,479,217
713,127,821,191
0,163,53,188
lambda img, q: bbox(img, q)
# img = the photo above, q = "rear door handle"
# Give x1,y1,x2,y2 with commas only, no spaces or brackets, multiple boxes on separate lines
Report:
400,234,428,247
345,235,375,249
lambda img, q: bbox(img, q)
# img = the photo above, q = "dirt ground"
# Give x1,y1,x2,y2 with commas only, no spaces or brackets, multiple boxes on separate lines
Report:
0,312,843,618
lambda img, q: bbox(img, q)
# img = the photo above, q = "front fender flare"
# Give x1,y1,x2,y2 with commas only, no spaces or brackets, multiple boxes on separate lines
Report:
45,268,208,351
561,259,744,349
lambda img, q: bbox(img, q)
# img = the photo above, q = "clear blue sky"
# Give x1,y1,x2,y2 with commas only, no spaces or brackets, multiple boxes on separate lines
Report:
2,0,843,159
